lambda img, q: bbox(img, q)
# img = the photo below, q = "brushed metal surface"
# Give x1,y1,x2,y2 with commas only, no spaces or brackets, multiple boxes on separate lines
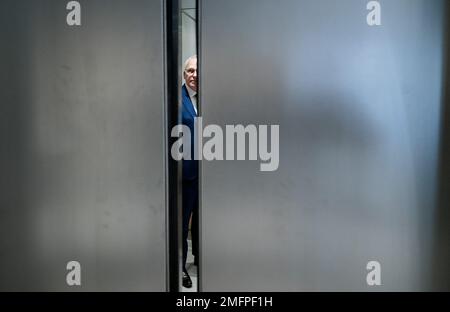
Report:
0,0,166,291
200,0,448,291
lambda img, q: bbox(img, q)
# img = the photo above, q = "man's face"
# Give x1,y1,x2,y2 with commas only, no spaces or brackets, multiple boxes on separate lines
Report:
184,58,198,92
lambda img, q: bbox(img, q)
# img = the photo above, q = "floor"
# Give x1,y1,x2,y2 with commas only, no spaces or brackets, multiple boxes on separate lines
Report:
182,239,198,292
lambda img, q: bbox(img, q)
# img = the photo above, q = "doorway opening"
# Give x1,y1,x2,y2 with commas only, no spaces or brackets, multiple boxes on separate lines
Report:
180,0,199,292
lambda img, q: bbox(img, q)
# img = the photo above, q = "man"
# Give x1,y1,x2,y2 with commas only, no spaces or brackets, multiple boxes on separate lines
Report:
181,55,199,288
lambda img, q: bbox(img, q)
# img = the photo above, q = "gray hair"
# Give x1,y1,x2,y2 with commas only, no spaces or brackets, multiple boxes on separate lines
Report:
184,55,197,72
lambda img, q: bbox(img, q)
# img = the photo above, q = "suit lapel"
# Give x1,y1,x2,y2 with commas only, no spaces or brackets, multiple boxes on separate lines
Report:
182,85,197,118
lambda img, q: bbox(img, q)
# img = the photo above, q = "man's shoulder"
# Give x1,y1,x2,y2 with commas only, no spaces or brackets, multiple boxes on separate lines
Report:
182,85,191,103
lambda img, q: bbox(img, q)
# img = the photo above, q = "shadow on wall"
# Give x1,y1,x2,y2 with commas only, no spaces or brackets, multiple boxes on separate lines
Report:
434,1,450,292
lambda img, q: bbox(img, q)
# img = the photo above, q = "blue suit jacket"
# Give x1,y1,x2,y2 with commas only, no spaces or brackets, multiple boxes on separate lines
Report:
182,85,198,181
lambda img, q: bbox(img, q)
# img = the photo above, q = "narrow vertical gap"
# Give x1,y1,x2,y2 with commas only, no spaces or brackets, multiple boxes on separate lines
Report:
196,0,202,293
434,0,450,291
165,0,182,292
180,0,199,292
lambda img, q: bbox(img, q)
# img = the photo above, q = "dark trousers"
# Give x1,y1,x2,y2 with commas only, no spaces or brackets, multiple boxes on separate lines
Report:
182,178,199,271
191,198,199,263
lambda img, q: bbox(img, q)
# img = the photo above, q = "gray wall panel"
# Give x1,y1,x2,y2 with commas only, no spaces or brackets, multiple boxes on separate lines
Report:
200,0,448,291
0,0,166,291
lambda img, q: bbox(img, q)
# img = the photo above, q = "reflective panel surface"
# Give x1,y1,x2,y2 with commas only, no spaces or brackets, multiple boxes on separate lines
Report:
200,0,449,291
0,0,167,291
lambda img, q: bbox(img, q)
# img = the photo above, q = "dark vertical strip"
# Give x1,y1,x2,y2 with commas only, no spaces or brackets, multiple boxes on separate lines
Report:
196,0,202,292
435,0,450,291
165,0,182,292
